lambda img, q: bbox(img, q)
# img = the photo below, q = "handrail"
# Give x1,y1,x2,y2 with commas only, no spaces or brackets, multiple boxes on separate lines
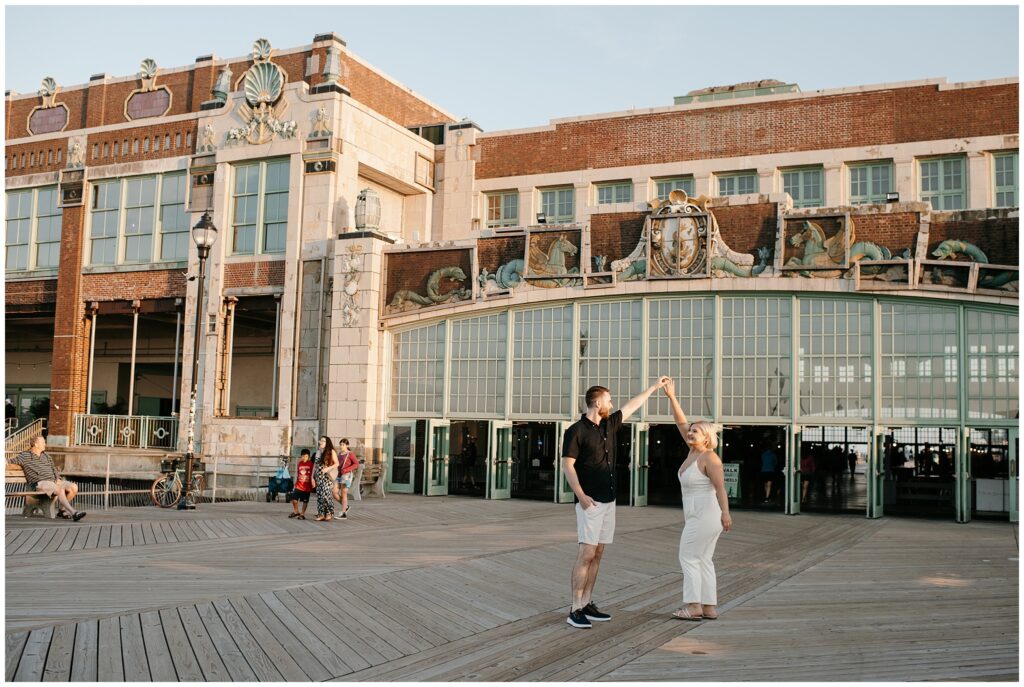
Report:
5,418,46,454
73,414,179,450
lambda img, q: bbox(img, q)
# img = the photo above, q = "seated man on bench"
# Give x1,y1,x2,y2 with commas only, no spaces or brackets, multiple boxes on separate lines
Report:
10,436,86,521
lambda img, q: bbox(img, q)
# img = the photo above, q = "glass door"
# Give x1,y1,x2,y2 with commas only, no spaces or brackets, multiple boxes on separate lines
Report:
488,420,513,500
555,420,575,503
386,421,417,494
785,426,801,515
1011,429,1019,523
631,422,649,507
968,428,1014,521
880,427,957,518
868,429,885,519
956,428,971,523
424,419,450,496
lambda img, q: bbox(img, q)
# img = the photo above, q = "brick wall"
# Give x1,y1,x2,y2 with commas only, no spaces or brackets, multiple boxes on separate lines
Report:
590,213,646,263
384,249,473,304
82,269,187,302
477,236,525,273
5,279,59,306
477,84,1019,179
223,261,287,289
49,205,89,437
712,203,778,257
341,56,454,127
928,213,1019,266
5,140,65,177
849,211,921,257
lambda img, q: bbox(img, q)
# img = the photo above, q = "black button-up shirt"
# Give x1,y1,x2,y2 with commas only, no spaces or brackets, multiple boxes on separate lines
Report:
562,410,623,504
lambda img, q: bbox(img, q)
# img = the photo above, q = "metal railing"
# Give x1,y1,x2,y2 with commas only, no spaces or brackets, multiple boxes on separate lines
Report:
73,414,179,450
5,418,46,453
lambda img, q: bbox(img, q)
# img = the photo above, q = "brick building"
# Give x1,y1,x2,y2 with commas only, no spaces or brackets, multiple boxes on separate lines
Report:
5,34,1018,521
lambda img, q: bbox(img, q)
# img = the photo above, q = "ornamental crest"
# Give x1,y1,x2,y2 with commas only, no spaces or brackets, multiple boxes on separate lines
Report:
227,38,298,145
648,191,709,277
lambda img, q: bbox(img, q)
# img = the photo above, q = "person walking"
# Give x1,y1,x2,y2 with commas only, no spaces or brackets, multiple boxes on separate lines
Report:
312,436,338,521
334,438,359,519
663,379,732,621
561,377,667,629
289,449,314,519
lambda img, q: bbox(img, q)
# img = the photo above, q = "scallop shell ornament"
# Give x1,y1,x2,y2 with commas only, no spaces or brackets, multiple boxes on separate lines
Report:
244,61,283,106
252,38,273,62
139,59,158,79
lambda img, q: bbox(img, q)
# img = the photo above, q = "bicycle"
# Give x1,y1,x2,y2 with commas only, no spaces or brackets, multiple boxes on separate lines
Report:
150,458,205,508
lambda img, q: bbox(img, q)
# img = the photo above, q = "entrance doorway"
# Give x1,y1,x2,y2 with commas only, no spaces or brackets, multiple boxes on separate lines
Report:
722,426,786,512
449,420,488,498
968,428,1014,520
648,423,686,506
879,427,956,517
797,426,869,514
511,422,557,501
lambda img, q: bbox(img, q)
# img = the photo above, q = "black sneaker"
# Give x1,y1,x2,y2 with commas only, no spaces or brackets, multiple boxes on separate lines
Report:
566,609,592,628
582,602,611,622
72,511,87,522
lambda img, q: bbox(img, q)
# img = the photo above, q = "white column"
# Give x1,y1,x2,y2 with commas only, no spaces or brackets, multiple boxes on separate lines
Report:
894,157,916,204
86,303,98,415
824,163,843,207
967,151,990,209
757,167,776,196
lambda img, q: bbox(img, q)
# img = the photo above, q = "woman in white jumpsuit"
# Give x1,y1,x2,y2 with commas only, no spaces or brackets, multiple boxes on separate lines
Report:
662,379,733,620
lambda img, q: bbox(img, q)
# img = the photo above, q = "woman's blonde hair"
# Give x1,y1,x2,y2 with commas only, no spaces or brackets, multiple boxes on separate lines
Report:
689,421,719,451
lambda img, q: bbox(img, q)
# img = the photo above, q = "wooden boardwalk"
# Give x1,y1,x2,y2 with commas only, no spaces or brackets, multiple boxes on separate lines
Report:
4,495,1018,681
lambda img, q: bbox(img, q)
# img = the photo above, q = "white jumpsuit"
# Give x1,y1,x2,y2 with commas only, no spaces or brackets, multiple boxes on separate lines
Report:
678,461,724,605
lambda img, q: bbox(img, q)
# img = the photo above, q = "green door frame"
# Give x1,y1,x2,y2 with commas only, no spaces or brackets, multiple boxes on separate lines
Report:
555,420,575,503
867,427,885,519
1010,428,1019,523
425,419,451,496
785,425,801,515
956,427,971,523
488,420,513,500
631,422,649,507
385,420,417,494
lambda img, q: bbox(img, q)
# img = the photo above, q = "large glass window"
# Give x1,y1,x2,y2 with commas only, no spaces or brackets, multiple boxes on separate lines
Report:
721,297,792,418
799,299,872,419
596,181,632,205
159,173,189,261
717,171,758,197
848,161,892,205
486,191,518,228
122,177,156,263
231,159,289,255
90,180,121,265
540,187,574,224
511,305,572,417
655,177,694,202
391,323,445,415
647,298,714,419
993,151,1018,208
34,188,61,268
966,309,1018,420
88,172,187,266
578,300,643,410
449,313,507,417
782,167,823,208
5,189,32,270
920,156,965,210
880,303,958,419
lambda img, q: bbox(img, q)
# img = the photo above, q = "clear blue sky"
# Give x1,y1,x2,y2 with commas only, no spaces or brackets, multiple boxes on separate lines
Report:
4,5,1019,132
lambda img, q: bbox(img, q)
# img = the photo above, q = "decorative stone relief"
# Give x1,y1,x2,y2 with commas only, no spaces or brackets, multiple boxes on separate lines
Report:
309,107,333,138
197,124,217,153
322,45,342,87
226,38,297,145
932,239,1017,289
139,58,159,92
211,65,233,104
38,77,59,107
66,138,85,169
125,58,172,120
387,266,471,314
28,77,69,135
339,245,364,327
783,216,891,278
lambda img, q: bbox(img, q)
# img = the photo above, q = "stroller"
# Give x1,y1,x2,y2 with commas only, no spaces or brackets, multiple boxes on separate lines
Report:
266,456,293,502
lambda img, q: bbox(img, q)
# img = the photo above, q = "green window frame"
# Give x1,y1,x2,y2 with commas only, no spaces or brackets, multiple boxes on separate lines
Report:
87,172,188,266
578,300,643,409
159,173,189,261
880,303,959,420
539,187,574,224
799,299,873,419
720,297,793,418
848,161,893,205
919,155,966,210
449,313,508,417
511,305,573,417
122,177,156,264
89,180,121,265
655,177,694,202
34,188,61,269
782,167,824,208
231,159,289,255
647,298,714,419
390,323,446,415
596,181,632,205
993,151,1018,208
717,171,758,197
485,191,519,228
5,189,33,271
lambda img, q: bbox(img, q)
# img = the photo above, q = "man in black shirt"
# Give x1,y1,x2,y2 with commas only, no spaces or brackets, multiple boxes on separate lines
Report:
562,377,668,628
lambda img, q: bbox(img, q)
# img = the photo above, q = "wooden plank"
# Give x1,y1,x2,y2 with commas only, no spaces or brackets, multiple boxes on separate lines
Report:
209,598,285,682
12,528,47,555
139,610,177,681
84,524,101,550
14,626,53,681
277,587,380,669
118,614,150,681
130,522,144,547
194,600,257,681
68,526,90,551
222,597,310,681
242,594,332,681
345,577,459,644
26,527,59,554
97,524,112,549
157,608,204,682
176,605,231,682
318,582,423,657
96,616,123,681
287,585,398,664
141,521,157,546
339,578,443,649
41,623,75,681
374,573,486,638
109,523,122,548
258,590,355,676
5,631,29,682
69,619,98,682
7,529,36,553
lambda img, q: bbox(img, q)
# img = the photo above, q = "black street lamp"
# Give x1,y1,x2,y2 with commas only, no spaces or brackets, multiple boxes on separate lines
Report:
180,212,218,510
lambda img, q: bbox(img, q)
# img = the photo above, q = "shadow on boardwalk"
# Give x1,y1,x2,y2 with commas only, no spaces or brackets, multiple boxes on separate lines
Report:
5,495,1019,681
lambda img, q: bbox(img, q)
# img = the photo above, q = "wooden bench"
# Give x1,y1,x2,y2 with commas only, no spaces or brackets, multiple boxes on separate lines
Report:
356,462,387,500
5,463,58,518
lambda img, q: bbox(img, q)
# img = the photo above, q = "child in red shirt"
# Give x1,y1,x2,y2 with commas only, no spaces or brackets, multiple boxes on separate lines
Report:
289,449,314,519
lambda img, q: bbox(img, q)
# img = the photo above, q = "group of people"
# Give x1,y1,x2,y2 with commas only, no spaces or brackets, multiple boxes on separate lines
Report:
561,376,731,629
288,436,360,522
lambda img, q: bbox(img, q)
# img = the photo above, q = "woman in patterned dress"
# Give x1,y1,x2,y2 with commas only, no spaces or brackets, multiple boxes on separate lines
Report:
312,435,339,521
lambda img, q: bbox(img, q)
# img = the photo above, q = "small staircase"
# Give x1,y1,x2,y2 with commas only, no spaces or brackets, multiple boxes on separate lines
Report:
4,418,46,455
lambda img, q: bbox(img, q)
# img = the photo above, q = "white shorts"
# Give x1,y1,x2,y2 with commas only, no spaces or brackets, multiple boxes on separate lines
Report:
576,501,616,545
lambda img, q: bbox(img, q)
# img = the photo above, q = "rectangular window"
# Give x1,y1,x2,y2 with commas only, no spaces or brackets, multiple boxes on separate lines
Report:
5,189,32,271
848,161,893,204
90,180,121,265
159,173,189,261
920,156,966,210
122,177,156,263
880,303,959,420
596,181,632,205
449,313,508,417
511,305,573,417
539,187,574,223
34,187,61,268
391,323,446,415
655,176,694,202
717,171,758,197
994,151,1018,208
231,159,290,255
966,310,1017,420
799,299,872,419
647,298,714,419
782,167,824,208
721,297,792,418
485,191,518,228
